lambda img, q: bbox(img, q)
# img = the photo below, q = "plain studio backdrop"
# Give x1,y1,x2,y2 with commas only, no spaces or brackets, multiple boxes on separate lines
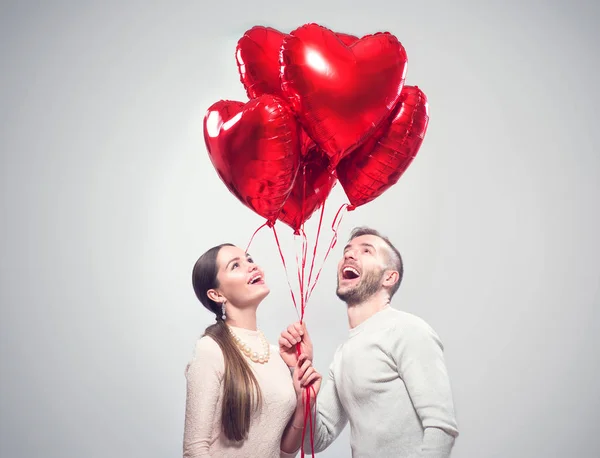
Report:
1,1,599,457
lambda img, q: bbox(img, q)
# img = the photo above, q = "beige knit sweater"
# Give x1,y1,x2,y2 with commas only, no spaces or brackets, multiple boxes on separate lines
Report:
183,326,298,458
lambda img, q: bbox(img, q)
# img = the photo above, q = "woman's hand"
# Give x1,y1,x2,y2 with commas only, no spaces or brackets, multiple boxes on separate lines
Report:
280,354,322,454
292,353,322,399
279,321,313,368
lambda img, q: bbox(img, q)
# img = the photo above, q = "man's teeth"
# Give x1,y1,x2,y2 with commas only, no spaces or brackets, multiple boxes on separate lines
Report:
343,267,359,277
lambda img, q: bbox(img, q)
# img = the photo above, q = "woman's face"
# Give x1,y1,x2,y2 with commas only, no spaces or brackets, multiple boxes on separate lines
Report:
212,245,269,309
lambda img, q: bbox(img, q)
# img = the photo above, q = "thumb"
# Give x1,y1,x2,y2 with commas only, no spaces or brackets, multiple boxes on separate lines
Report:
294,353,307,376
301,322,311,340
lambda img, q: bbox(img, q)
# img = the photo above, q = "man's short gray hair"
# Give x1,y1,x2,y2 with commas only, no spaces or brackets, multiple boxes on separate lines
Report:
348,226,404,298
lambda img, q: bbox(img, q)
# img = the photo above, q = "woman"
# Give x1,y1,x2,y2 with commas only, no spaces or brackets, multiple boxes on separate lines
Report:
183,243,321,458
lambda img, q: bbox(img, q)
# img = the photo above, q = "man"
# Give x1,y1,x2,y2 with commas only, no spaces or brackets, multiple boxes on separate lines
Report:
279,226,459,457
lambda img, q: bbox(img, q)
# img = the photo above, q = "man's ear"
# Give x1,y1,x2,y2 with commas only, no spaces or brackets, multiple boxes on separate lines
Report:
207,289,223,303
382,270,399,288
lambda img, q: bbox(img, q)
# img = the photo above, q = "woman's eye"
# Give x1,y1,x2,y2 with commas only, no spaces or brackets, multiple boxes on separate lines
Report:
247,257,254,264
232,262,239,269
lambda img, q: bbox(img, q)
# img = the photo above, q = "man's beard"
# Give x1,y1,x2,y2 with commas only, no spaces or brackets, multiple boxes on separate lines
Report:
336,266,384,306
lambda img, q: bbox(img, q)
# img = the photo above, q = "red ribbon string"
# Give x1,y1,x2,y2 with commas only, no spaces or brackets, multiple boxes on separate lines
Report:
271,173,351,457
305,202,326,305
293,230,307,320
306,203,348,302
272,225,299,313
245,221,269,253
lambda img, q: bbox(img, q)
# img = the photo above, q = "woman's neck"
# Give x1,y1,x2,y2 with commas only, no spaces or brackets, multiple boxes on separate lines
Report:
226,307,258,330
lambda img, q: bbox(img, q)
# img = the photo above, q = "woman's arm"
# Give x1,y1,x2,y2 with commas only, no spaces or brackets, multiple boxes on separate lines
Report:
183,337,224,458
280,355,322,456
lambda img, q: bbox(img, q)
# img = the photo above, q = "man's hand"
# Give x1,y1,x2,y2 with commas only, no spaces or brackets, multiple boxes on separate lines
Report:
279,321,313,368
292,353,322,399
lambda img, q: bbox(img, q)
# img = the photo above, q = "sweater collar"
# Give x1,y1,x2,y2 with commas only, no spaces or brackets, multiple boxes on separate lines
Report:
348,305,394,338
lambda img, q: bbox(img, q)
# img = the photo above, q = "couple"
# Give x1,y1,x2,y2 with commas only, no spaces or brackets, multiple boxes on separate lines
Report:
183,226,459,457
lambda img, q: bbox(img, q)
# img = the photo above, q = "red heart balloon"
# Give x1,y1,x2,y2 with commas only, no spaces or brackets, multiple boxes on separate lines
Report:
336,32,359,46
336,85,429,209
203,95,302,224
299,127,317,157
236,25,358,100
280,23,408,168
278,146,337,233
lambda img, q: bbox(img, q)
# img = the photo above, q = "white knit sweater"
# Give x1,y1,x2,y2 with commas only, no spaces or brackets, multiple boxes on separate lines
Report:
183,326,297,458
306,306,459,457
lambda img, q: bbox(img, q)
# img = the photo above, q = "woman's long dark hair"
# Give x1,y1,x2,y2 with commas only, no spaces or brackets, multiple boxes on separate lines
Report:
191,243,262,441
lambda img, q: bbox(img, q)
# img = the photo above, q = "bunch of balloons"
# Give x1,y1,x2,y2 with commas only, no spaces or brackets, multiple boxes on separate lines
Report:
203,23,429,457
203,23,429,235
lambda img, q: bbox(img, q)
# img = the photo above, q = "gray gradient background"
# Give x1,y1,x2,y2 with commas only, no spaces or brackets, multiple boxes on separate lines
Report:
1,1,599,457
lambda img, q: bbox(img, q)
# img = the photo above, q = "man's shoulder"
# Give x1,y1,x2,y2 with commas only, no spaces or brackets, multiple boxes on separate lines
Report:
332,341,346,359
387,308,435,332
381,308,444,347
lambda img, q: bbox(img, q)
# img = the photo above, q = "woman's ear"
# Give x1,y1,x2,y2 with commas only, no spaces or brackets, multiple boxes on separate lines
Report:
207,288,223,303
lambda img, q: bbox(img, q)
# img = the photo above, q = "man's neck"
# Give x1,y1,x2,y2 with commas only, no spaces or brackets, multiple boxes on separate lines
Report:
346,290,390,329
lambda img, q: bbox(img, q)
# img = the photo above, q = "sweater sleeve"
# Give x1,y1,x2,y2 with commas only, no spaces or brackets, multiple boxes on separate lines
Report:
183,337,224,458
304,350,348,453
390,321,459,457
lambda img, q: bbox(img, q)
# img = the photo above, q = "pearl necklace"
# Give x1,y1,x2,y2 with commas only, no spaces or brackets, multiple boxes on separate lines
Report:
228,326,270,364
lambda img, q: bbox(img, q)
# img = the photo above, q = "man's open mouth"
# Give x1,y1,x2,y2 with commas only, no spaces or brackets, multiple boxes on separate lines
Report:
342,266,360,280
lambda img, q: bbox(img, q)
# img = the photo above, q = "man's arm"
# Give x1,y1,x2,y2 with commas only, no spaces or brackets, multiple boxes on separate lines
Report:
391,321,459,457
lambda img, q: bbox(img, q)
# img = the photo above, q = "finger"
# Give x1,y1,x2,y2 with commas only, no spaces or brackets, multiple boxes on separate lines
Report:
302,324,312,342
300,367,314,385
287,326,301,342
299,359,312,377
301,367,315,386
293,322,305,337
282,330,300,345
295,354,308,374
298,354,311,369
300,321,310,336
279,335,295,348
303,372,320,387
278,336,294,349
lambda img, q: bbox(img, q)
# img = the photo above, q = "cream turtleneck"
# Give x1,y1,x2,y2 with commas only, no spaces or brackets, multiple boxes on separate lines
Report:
183,326,298,458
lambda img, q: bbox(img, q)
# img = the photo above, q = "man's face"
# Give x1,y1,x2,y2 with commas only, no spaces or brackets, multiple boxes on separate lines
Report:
336,234,389,305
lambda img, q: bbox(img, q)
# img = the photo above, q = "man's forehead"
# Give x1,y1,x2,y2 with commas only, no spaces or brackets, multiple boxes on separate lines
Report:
345,234,384,249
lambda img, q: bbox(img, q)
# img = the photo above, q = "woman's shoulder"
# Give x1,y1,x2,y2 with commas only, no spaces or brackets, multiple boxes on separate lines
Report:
185,335,226,381
195,334,222,352
189,335,225,368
